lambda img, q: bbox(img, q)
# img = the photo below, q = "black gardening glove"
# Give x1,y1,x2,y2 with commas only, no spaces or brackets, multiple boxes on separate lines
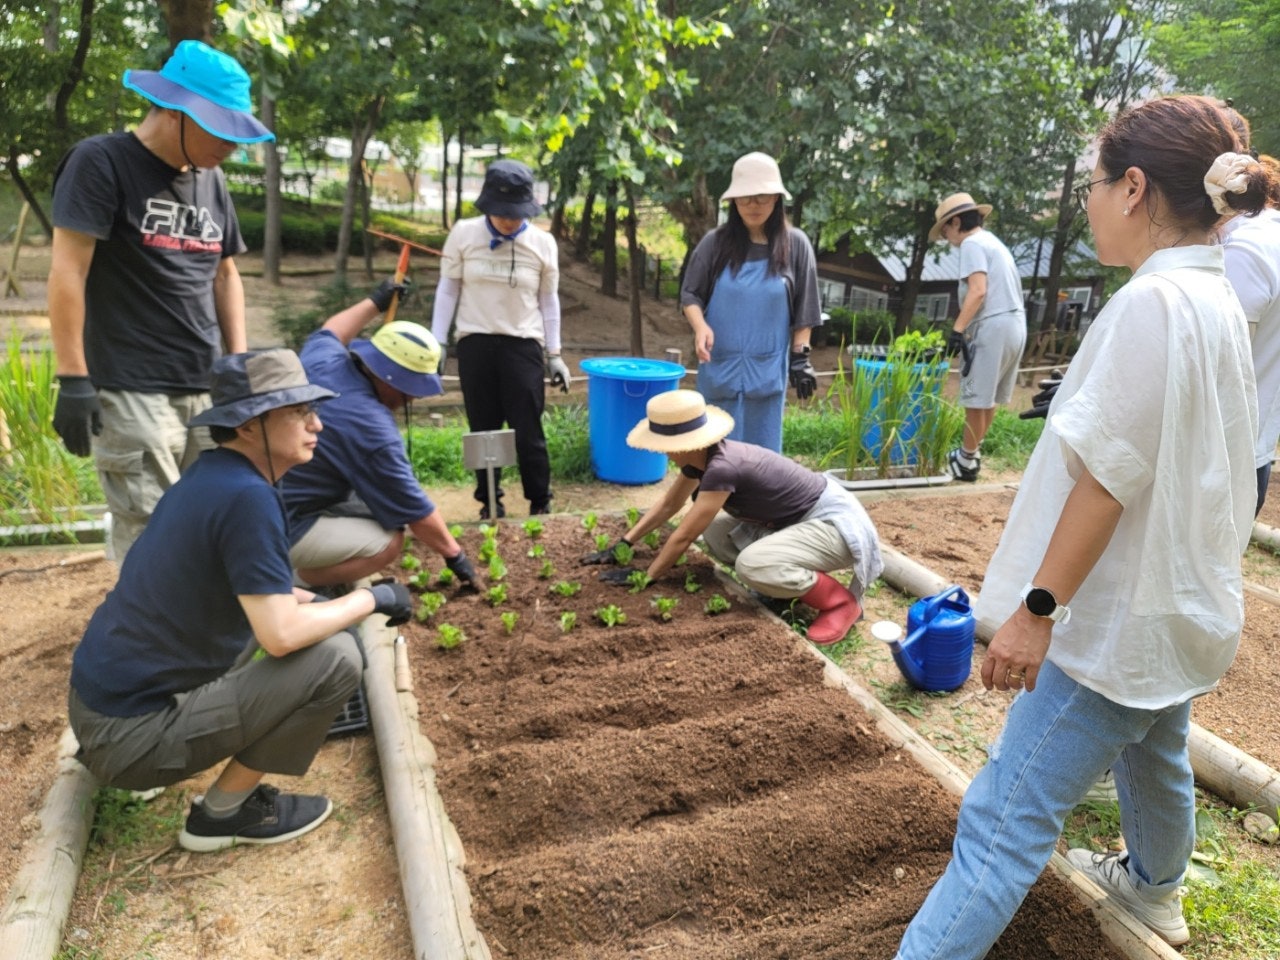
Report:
437,344,448,376
1020,372,1064,420
444,550,477,587
366,579,413,626
948,329,974,377
789,349,818,400
580,538,631,565
52,375,102,457
599,566,641,586
369,278,411,313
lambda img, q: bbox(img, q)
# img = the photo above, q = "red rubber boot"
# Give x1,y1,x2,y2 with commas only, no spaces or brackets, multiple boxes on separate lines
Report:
799,572,863,645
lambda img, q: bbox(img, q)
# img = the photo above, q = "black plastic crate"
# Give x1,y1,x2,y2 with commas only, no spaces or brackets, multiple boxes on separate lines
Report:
327,684,370,737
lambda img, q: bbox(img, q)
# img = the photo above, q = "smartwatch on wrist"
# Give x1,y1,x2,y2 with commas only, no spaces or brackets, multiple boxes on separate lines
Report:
1020,582,1071,624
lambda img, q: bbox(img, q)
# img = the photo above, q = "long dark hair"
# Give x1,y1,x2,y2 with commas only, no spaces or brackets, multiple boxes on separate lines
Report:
708,199,792,281
1098,95,1272,229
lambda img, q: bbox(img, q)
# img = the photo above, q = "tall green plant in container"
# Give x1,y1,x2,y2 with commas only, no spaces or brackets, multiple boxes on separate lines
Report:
823,330,963,483
0,334,100,525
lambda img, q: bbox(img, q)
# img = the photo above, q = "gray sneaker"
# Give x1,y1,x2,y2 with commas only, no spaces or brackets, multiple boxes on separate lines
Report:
1065,849,1189,946
178,784,332,853
1082,769,1118,804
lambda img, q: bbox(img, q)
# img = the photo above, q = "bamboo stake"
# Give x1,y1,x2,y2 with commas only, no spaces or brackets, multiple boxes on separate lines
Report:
4,202,29,298
0,728,98,960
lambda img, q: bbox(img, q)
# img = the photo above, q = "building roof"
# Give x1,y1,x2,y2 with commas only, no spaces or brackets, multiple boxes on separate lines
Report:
873,236,1098,283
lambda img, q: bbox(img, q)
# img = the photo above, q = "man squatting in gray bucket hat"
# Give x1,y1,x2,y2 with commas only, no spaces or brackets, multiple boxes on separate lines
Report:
67,349,415,853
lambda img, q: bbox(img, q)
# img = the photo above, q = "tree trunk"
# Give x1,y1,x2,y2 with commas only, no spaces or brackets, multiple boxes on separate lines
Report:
575,190,596,261
666,169,716,253
51,0,93,141
5,153,52,237
158,0,215,46
600,181,618,298
624,182,644,356
334,99,384,283
1038,161,1082,333
262,96,281,286
453,129,466,223
439,121,450,229
896,208,934,336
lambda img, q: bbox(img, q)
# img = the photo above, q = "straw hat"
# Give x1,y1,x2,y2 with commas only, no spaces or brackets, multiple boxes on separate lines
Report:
627,390,735,453
720,152,792,202
122,40,273,144
189,349,336,428
928,191,993,242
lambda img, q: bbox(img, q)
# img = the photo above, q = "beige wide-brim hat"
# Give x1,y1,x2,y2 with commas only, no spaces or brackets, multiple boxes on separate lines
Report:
627,390,735,453
720,151,792,202
928,191,994,242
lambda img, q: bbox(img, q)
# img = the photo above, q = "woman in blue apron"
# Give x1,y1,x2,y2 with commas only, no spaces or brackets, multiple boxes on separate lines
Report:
680,152,823,452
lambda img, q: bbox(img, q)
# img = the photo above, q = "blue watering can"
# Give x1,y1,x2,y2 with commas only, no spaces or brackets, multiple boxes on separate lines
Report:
873,585,975,692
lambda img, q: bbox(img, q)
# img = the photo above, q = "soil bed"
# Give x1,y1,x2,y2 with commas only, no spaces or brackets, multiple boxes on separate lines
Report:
398,516,1125,959
864,490,1280,773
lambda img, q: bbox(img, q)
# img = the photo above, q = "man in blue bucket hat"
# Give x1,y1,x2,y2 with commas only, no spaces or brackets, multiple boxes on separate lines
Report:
48,39,273,563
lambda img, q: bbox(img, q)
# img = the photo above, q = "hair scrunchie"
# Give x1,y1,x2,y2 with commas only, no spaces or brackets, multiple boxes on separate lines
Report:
1204,152,1255,215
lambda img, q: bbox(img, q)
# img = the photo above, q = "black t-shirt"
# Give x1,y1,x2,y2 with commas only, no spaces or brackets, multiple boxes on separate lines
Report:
52,132,246,393
685,439,827,527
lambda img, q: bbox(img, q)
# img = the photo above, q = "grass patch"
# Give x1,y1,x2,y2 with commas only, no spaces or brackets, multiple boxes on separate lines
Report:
979,407,1044,471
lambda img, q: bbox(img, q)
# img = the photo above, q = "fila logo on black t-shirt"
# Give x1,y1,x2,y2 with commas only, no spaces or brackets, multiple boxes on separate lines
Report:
140,197,224,253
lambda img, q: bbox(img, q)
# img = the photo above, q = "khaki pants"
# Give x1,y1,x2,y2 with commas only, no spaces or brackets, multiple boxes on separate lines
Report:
68,630,362,791
93,390,213,563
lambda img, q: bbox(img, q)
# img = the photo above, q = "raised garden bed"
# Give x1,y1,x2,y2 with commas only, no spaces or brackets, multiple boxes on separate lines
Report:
396,515,1130,959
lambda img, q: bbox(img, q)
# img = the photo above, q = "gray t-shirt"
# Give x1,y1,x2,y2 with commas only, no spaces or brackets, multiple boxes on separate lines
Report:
958,229,1024,321
685,439,827,527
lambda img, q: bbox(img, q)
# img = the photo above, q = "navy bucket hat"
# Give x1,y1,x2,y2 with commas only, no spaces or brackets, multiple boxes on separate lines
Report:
189,349,337,428
475,160,543,219
123,40,274,144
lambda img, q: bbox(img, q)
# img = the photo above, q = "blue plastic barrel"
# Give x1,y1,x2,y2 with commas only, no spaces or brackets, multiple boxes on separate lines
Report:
579,357,687,484
856,357,950,465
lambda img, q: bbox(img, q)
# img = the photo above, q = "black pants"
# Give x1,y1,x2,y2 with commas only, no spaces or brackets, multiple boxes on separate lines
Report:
456,333,551,509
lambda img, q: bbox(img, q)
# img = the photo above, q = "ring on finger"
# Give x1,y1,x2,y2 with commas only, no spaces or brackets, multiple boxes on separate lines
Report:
1006,669,1026,683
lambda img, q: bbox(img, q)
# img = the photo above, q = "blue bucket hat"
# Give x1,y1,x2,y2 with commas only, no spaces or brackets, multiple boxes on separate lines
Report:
123,40,274,144
350,321,444,399
189,349,337,428
475,160,543,220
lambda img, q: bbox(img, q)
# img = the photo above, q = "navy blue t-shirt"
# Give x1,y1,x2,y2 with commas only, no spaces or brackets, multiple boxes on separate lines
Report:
52,132,246,393
281,330,435,542
70,448,295,717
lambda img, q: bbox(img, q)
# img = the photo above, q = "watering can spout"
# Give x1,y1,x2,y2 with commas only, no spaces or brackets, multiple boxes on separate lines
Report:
873,585,975,693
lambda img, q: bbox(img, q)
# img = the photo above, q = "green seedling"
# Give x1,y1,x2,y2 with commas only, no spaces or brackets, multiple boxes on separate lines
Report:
626,506,641,526
415,591,446,622
643,530,661,549
627,570,653,594
478,523,495,538
675,553,687,566
551,580,582,597
436,567,455,586
500,611,519,635
651,596,679,621
400,554,422,572
448,524,464,539
684,571,702,594
488,556,507,581
436,623,466,650
486,583,508,607
527,543,546,558
408,570,433,590
583,512,599,533
522,518,544,539
704,593,731,615
594,533,610,551
538,559,556,580
595,604,628,627
478,540,496,563
613,542,635,565
559,611,577,634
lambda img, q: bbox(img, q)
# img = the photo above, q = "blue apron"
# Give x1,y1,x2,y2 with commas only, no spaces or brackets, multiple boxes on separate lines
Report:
696,259,791,451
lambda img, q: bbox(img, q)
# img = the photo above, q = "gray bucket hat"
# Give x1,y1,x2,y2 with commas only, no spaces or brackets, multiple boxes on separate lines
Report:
189,349,337,428
475,160,543,219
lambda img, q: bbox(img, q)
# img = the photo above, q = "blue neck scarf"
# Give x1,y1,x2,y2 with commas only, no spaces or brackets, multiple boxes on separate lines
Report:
485,216,528,250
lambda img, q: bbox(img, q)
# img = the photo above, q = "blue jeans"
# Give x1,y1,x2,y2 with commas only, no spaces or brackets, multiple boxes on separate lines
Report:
896,659,1195,960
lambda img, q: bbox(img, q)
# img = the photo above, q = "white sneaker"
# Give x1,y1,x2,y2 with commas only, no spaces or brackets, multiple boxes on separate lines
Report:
1082,770,1118,804
1066,849,1189,946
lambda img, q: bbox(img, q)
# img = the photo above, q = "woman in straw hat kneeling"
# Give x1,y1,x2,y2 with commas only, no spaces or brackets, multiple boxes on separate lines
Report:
581,389,882,644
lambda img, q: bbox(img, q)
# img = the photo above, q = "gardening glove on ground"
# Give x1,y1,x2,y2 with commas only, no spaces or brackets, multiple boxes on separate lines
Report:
52,375,102,457
599,566,642,586
1020,371,1064,420
547,354,571,393
366,580,413,626
789,350,818,400
369,278,411,313
581,538,630,565
444,550,477,587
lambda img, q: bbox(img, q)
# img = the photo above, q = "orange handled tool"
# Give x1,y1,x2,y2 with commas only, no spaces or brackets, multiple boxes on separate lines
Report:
385,244,411,323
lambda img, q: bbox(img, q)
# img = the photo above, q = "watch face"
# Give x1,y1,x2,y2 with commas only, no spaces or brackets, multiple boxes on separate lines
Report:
1025,587,1057,617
